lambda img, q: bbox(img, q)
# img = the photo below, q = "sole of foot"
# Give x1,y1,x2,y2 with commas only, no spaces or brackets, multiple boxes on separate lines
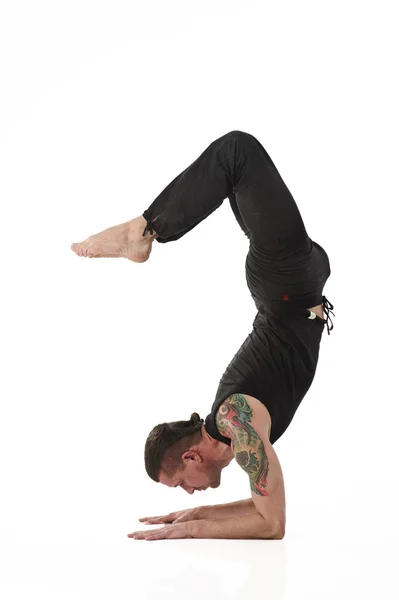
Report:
70,217,156,263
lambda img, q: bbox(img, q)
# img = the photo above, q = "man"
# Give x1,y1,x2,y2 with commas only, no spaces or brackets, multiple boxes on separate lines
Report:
71,130,334,541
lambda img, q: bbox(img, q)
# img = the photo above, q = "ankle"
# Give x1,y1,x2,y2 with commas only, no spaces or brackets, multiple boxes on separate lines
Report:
127,216,158,242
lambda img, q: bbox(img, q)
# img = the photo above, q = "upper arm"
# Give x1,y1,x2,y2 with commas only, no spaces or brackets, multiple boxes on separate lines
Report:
215,393,286,535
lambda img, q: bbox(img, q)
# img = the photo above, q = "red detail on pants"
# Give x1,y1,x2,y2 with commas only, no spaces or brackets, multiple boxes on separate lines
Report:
283,294,289,301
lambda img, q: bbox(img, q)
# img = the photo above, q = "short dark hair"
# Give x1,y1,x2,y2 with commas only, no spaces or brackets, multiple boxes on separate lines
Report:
144,412,204,482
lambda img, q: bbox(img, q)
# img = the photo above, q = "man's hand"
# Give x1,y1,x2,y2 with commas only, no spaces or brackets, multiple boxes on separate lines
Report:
137,507,200,525
128,521,193,540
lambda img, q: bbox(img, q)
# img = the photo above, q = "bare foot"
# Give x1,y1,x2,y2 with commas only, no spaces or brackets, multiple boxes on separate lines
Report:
70,216,158,263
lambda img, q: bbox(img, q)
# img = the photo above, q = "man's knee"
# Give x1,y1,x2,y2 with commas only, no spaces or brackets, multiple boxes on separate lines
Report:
225,130,253,143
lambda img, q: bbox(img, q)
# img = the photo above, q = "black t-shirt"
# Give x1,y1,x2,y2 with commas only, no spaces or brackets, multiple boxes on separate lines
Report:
204,306,326,446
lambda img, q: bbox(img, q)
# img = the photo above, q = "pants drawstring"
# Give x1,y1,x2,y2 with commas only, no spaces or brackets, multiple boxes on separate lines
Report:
322,295,335,335
142,220,154,237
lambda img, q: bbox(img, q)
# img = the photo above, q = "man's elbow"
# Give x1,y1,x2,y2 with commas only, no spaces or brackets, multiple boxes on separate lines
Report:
261,516,285,540
275,520,285,539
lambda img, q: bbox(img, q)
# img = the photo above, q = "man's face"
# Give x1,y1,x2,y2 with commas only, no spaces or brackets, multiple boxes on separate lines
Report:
159,451,223,494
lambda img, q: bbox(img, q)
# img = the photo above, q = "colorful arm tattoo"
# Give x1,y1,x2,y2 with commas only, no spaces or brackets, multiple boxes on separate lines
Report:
215,393,269,496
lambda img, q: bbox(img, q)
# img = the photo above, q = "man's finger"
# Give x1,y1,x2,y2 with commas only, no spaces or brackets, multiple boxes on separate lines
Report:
139,518,164,524
128,526,164,538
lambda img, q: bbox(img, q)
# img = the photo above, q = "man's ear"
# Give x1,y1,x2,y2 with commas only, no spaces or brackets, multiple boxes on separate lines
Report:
181,450,201,461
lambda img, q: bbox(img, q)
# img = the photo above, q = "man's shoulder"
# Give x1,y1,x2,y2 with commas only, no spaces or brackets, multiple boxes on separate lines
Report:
215,393,272,442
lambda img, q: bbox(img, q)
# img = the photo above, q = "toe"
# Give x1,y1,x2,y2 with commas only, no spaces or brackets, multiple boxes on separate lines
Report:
84,245,96,257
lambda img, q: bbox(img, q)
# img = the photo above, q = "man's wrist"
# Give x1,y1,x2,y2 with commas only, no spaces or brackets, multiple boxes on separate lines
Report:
193,505,210,520
187,518,203,538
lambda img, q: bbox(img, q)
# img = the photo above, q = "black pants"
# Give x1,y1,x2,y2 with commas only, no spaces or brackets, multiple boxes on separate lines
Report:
143,130,332,323
142,130,334,443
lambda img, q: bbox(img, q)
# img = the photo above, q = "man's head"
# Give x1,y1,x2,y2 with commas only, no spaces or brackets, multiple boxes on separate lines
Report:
144,412,234,494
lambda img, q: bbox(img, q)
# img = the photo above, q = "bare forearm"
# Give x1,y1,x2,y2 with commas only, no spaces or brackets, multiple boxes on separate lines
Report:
189,511,282,540
196,498,257,520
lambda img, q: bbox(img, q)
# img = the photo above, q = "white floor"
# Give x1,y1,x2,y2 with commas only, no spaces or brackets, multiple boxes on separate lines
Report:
0,531,396,600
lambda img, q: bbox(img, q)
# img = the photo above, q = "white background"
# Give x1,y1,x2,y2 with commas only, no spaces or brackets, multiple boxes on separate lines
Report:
1,1,398,598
